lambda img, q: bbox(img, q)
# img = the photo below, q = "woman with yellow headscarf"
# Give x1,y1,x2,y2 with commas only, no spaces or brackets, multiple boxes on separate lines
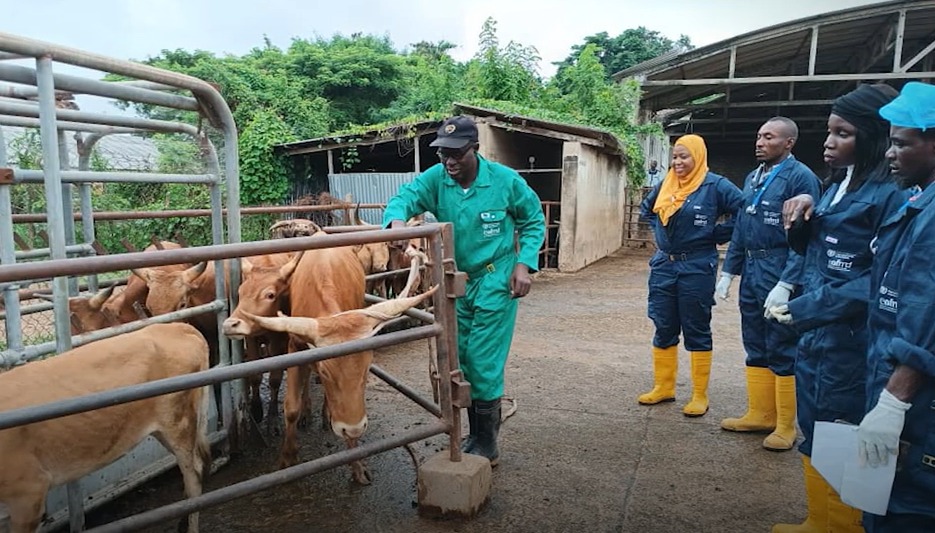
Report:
638,134,743,416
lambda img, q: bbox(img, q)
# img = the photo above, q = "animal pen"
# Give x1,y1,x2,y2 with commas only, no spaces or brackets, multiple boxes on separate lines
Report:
0,33,468,532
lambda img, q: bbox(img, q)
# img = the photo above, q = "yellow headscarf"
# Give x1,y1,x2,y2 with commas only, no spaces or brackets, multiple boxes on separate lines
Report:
653,134,710,226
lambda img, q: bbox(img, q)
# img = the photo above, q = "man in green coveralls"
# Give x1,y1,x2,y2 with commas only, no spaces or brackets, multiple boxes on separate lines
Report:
383,115,546,466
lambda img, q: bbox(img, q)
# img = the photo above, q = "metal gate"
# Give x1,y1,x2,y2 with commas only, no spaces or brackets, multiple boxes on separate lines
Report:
0,32,467,533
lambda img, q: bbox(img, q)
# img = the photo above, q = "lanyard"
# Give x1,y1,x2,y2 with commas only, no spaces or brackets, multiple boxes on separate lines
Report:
747,157,791,214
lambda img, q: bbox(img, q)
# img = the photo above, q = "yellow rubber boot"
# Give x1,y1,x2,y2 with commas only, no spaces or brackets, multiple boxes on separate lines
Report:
637,346,677,405
763,374,797,451
828,488,865,533
721,366,776,432
771,456,829,533
682,351,712,417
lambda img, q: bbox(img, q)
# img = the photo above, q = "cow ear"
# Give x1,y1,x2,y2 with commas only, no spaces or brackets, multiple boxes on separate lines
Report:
241,258,254,275
131,268,153,283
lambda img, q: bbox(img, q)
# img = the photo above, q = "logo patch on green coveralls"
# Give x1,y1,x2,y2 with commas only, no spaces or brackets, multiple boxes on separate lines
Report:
480,210,505,238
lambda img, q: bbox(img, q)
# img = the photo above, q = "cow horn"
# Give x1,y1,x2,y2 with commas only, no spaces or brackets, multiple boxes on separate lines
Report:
241,257,254,276
398,250,428,299
88,284,116,310
183,261,208,283
279,251,304,280
360,285,438,322
243,311,319,341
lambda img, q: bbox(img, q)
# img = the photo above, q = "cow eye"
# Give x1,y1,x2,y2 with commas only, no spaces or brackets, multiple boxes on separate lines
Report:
264,291,276,300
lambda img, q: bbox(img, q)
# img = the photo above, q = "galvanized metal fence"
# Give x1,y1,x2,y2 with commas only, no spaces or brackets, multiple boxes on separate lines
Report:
0,33,470,533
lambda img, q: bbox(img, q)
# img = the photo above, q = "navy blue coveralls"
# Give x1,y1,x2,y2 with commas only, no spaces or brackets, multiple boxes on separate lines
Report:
864,184,935,532
640,173,743,351
723,156,821,376
786,176,906,456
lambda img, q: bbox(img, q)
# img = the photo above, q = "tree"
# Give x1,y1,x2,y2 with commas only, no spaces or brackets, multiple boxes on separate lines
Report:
555,27,693,82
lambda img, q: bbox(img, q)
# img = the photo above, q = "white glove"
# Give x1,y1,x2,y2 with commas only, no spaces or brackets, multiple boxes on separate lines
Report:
763,281,794,318
715,273,735,300
857,389,911,468
767,304,793,324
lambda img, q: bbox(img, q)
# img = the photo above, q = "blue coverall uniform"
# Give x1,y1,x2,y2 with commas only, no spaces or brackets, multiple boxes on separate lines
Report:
864,184,935,532
723,156,820,376
786,177,906,456
640,173,743,351
383,155,545,401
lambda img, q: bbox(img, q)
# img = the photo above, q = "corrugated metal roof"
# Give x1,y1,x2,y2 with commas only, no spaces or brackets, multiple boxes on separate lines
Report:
1,125,158,170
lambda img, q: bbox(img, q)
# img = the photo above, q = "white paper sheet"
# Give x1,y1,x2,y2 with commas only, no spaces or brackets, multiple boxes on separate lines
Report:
811,421,897,516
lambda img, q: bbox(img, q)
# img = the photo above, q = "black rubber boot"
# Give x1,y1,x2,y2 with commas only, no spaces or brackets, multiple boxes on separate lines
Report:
460,404,478,453
471,399,501,467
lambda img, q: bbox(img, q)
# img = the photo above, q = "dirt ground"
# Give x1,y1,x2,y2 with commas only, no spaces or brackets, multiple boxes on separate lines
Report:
86,248,807,533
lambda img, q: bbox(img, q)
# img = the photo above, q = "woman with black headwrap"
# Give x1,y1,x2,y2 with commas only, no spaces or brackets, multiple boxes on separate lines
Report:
767,83,909,533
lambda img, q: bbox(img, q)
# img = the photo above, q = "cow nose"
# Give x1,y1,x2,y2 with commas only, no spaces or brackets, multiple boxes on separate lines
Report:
222,318,241,334
333,417,368,440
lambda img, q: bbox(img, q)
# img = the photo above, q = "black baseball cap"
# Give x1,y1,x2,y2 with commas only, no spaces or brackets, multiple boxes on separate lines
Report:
430,115,478,149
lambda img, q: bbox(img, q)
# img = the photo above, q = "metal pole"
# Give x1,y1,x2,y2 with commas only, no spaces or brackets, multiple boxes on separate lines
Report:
9,168,218,184
0,100,201,135
85,422,448,533
0,62,200,111
9,203,388,223
35,54,83,533
431,225,460,461
57,130,78,295
0,125,23,353
369,364,441,417
76,132,98,292
0,114,142,134
0,324,442,429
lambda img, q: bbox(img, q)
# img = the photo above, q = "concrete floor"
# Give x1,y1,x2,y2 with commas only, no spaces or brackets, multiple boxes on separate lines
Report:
86,249,808,533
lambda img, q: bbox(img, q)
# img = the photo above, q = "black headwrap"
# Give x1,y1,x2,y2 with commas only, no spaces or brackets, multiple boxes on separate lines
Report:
830,83,896,136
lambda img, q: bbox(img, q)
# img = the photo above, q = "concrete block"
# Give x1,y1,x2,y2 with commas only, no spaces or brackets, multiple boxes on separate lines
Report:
417,451,492,519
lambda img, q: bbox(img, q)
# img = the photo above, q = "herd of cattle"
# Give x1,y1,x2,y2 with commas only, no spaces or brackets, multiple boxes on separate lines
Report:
0,216,433,533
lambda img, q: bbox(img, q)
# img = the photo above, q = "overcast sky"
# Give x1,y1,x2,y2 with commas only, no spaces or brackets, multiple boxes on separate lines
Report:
3,0,884,114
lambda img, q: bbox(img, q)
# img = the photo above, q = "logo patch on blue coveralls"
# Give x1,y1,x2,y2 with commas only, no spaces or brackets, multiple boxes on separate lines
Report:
480,211,504,238
693,214,708,227
826,249,855,272
762,210,781,226
879,285,898,313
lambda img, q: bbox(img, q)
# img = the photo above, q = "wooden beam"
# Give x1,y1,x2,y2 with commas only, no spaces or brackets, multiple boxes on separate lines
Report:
894,9,907,72
326,149,334,175
668,99,834,110
487,122,605,148
413,137,421,173
729,46,737,78
641,70,935,86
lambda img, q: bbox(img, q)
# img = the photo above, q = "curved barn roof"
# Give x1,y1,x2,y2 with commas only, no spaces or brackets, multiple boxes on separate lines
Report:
618,0,935,138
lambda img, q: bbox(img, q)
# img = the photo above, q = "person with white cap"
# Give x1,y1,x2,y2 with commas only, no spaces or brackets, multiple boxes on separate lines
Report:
859,81,935,533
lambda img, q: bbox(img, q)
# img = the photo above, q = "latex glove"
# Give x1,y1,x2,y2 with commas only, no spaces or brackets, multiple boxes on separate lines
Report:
715,273,735,300
767,304,793,324
763,281,794,318
858,389,911,467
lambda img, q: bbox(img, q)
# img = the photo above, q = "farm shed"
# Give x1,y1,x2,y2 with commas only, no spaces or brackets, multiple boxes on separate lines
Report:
618,0,935,184
277,103,629,272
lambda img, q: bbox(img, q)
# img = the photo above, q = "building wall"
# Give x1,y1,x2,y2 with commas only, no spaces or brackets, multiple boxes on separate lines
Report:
559,142,628,272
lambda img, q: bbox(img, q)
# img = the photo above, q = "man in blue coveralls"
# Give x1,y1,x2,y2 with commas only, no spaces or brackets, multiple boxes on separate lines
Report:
717,117,821,451
859,81,935,533
383,116,545,466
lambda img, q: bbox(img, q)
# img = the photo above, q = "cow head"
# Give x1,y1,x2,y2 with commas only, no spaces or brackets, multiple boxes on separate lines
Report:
38,285,121,333
242,285,437,439
101,275,150,324
132,261,209,316
222,252,303,339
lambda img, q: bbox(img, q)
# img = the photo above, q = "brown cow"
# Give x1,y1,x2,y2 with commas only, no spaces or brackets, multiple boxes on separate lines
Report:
222,237,378,482
35,284,121,334
132,254,294,426
101,241,190,325
0,323,210,533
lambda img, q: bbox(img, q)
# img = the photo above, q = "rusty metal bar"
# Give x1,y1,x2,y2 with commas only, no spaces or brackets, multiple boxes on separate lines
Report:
369,363,442,417
9,203,387,223
0,226,438,283
0,323,442,431
86,421,448,533
431,225,460,461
